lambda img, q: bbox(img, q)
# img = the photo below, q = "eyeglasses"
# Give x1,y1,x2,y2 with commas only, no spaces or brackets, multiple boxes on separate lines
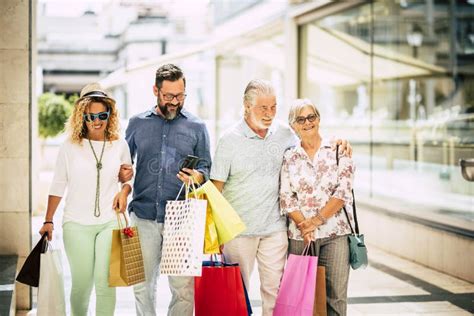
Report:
295,113,319,125
160,90,187,102
83,111,110,122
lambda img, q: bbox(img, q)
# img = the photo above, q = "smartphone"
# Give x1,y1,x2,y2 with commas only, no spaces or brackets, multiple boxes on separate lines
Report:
180,155,200,171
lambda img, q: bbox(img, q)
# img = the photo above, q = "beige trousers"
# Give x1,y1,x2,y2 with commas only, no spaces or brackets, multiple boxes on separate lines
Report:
223,231,288,316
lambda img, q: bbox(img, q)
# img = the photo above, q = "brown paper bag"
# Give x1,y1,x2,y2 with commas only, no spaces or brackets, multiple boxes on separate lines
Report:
109,213,145,287
313,266,327,316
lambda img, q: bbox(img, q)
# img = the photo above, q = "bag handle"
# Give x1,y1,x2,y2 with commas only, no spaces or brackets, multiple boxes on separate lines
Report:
115,212,130,230
40,232,49,253
210,253,222,266
336,145,360,235
301,243,312,256
175,177,198,201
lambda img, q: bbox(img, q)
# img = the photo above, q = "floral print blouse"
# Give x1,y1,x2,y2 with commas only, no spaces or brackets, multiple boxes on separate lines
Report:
280,140,356,241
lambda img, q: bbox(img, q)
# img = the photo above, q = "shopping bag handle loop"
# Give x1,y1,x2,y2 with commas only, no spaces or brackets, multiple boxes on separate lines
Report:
301,243,311,256
175,178,198,201
40,232,49,253
116,212,130,230
208,253,230,267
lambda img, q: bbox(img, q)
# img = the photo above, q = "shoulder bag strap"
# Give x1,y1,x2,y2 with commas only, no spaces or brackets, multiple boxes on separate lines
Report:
336,144,360,235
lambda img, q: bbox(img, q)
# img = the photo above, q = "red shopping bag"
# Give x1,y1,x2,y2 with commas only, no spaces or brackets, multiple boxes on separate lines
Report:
194,261,248,316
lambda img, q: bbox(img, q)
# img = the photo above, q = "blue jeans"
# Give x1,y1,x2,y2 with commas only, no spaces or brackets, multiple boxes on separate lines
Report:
131,212,194,316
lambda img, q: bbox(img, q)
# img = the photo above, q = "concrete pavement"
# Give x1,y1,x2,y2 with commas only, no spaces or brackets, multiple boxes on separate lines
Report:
18,214,474,316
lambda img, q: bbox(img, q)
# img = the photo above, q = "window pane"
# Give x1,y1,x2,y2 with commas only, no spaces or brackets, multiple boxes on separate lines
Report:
299,1,474,227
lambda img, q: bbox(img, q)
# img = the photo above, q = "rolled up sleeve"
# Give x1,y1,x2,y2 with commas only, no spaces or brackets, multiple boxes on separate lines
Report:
333,153,355,204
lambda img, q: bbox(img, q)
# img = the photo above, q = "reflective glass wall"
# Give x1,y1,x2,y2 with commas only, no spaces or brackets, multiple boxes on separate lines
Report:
215,32,286,137
299,0,474,227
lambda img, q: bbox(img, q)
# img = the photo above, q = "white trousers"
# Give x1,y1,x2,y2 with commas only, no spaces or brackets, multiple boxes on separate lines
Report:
223,231,288,316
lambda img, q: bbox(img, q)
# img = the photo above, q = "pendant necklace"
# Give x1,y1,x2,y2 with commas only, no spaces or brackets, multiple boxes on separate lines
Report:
88,136,106,217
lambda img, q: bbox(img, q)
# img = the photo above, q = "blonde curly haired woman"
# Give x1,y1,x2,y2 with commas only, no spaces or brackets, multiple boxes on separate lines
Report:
39,83,133,315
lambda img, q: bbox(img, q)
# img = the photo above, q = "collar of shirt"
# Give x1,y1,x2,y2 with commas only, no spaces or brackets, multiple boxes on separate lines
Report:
239,118,277,140
145,106,189,119
294,137,331,157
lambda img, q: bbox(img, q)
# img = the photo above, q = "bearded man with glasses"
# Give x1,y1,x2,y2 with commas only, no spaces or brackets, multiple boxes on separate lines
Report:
119,64,211,316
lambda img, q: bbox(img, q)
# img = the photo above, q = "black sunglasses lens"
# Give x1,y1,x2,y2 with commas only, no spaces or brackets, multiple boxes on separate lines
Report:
98,112,109,121
84,114,92,122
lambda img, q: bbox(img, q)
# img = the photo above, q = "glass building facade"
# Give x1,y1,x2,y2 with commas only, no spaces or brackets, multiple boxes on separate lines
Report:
298,1,473,230
107,0,473,234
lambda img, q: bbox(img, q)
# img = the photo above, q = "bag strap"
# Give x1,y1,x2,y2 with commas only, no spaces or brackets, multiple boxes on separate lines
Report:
175,178,198,201
336,145,360,235
40,232,49,253
116,212,129,230
300,243,312,256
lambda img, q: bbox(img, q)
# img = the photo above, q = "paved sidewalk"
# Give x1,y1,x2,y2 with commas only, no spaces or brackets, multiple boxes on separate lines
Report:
19,215,474,315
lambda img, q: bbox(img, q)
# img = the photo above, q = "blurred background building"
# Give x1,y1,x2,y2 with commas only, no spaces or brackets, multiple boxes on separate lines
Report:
0,0,473,313
100,0,474,284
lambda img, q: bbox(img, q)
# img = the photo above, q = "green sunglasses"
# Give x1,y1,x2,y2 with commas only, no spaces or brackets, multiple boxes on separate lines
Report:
83,111,110,122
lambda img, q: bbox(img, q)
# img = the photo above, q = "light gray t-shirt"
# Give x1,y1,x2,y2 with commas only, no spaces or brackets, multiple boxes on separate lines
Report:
211,119,298,236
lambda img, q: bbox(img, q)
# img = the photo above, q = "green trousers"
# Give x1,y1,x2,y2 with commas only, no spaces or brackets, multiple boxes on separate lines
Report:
63,220,116,316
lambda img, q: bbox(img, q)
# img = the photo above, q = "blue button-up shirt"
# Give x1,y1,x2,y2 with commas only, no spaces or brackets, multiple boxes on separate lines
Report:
125,107,211,222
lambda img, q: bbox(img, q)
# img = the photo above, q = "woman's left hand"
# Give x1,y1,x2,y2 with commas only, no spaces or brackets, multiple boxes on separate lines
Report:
303,232,315,246
113,192,128,213
297,218,318,236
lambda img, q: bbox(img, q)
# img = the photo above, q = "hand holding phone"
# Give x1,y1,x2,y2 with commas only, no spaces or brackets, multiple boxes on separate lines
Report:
180,155,200,172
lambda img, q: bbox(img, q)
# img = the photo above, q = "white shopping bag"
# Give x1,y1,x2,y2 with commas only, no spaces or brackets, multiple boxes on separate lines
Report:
37,247,66,316
160,182,207,276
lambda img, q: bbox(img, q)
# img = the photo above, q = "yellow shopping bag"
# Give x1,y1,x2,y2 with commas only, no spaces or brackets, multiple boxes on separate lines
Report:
191,180,246,245
203,204,220,254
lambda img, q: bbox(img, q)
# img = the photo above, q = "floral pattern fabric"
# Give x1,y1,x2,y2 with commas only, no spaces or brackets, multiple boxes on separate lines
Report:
279,140,356,241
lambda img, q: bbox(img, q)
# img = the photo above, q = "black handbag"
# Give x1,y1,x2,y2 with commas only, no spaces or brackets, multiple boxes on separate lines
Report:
16,232,49,287
336,146,368,270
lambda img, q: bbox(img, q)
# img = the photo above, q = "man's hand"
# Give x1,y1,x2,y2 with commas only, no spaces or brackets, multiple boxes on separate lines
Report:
119,164,133,183
332,139,353,158
177,168,204,185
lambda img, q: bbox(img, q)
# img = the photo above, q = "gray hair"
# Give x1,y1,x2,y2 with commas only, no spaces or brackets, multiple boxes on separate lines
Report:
288,98,320,126
243,79,275,106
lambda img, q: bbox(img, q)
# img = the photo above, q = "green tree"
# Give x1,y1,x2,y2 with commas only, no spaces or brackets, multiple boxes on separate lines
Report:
38,93,73,138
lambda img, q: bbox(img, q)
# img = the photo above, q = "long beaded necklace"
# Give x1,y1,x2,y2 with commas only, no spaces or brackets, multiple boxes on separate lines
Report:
88,137,106,217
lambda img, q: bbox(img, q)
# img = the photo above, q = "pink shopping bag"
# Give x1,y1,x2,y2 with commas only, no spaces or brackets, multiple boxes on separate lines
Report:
274,247,318,316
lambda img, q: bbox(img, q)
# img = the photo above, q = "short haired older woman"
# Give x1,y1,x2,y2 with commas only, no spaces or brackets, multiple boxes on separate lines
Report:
279,99,356,315
39,83,133,315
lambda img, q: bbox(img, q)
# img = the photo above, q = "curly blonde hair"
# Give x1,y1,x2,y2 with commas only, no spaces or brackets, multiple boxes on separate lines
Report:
66,97,120,144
